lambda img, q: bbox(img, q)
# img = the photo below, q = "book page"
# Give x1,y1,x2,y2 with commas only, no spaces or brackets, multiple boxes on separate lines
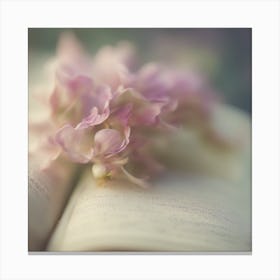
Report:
47,150,250,251
47,166,250,252
47,105,251,252
28,159,77,251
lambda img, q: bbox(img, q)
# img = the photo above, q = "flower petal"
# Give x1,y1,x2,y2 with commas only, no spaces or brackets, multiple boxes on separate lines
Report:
132,102,162,126
134,63,172,102
91,85,112,114
55,124,93,163
110,103,133,127
92,44,134,91
56,65,93,94
57,32,92,74
76,106,110,129
93,127,130,158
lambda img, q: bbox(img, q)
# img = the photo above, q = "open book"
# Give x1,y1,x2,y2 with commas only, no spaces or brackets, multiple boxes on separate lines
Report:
28,105,251,252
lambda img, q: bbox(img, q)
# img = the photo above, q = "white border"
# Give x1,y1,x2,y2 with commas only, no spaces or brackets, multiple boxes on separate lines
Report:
1,0,279,279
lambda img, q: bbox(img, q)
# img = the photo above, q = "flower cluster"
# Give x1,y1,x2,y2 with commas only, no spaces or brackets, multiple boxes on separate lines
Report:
30,33,219,187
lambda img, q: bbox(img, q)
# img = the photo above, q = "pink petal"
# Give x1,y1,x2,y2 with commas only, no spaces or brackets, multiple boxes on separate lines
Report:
134,63,172,102
55,124,93,163
92,45,134,91
76,107,110,129
57,32,92,74
79,85,112,120
110,103,133,126
91,85,112,113
56,65,93,94
93,127,130,158
57,32,85,63
132,102,162,126
49,78,93,126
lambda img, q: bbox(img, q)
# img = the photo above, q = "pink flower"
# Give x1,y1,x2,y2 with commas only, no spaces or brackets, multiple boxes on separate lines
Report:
109,88,164,128
30,32,222,188
55,124,94,163
49,33,95,126
92,42,135,92
49,34,134,129
132,63,173,103
56,124,129,161
75,86,112,129
93,127,130,159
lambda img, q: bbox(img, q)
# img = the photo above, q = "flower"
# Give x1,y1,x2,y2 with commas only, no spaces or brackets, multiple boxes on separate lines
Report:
30,32,223,188
92,41,135,91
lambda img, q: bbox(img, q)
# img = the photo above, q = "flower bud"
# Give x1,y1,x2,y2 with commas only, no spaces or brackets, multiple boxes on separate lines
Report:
92,163,107,179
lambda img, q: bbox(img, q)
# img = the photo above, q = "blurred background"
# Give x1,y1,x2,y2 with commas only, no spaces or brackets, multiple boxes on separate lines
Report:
29,28,251,113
